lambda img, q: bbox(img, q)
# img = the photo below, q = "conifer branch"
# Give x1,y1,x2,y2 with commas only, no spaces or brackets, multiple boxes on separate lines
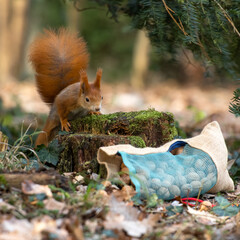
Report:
161,0,187,36
214,0,240,38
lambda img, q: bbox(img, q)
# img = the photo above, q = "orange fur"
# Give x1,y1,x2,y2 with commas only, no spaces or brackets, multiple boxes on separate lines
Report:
94,68,102,89
29,28,89,104
29,29,103,147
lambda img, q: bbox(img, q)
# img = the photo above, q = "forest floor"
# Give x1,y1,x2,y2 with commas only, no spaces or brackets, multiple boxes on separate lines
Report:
0,80,240,239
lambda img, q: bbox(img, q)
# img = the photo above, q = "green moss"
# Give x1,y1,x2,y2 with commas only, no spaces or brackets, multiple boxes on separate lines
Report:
70,109,177,148
58,109,177,174
0,175,8,186
128,109,166,132
129,136,146,148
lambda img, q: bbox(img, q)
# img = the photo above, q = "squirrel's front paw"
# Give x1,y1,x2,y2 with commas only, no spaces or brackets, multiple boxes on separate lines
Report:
60,119,71,132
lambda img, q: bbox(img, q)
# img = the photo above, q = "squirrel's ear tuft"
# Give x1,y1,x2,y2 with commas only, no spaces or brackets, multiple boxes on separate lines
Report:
80,70,88,83
79,70,89,95
94,68,102,89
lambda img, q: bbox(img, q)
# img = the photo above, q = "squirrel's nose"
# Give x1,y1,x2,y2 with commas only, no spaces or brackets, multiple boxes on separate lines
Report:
95,108,100,112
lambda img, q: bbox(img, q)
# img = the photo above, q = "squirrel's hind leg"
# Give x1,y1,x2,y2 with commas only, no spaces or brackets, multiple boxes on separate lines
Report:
35,109,60,147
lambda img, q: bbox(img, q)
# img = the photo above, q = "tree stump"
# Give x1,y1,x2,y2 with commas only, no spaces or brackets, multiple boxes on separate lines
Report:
71,109,176,147
58,134,146,177
57,109,177,174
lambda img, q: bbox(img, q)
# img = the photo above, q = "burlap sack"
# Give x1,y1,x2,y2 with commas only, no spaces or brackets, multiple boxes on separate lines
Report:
97,121,234,193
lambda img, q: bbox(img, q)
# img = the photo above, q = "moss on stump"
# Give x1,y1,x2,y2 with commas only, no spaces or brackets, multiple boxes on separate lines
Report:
57,109,177,174
71,109,177,147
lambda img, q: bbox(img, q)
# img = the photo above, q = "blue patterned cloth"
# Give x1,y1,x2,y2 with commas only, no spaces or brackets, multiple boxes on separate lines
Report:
118,141,217,200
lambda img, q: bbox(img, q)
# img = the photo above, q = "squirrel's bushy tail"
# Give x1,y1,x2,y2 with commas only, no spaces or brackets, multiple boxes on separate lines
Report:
29,28,89,104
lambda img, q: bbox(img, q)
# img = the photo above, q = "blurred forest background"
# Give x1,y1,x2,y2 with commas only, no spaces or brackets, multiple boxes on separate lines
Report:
0,0,239,144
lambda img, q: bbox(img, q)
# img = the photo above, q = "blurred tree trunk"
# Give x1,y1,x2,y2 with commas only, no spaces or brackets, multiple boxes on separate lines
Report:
130,30,150,90
0,0,30,82
0,0,11,81
66,0,80,32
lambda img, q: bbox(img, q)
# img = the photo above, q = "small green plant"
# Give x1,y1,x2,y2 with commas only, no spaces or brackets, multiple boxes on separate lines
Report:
212,196,240,217
187,106,206,123
0,123,42,170
36,139,62,167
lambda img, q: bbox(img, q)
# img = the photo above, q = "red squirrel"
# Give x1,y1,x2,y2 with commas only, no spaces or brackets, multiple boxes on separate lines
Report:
29,28,103,146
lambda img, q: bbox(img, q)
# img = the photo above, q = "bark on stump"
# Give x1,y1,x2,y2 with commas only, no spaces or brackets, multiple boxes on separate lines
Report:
57,109,177,175
57,134,146,177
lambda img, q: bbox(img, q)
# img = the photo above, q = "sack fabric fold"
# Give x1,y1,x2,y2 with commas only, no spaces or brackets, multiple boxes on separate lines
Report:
97,121,234,194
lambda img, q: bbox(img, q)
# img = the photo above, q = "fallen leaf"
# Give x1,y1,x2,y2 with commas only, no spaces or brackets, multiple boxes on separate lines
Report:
171,200,183,207
73,175,84,184
96,189,109,204
120,220,148,237
109,196,139,220
64,217,84,240
188,206,229,225
199,201,212,212
32,216,69,240
103,196,158,237
227,159,236,170
120,185,136,201
43,198,67,213
85,220,99,234
1,217,32,236
0,199,15,210
63,172,77,177
0,216,69,240
21,180,52,197
103,211,146,237
90,173,99,181
76,185,87,193
101,180,112,188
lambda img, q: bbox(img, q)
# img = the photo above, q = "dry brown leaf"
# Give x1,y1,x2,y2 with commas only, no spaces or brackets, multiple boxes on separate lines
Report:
199,201,212,212
103,196,158,237
0,199,15,210
188,206,229,225
103,211,159,238
63,172,77,177
108,196,139,220
90,173,99,181
101,180,112,188
96,189,109,205
0,217,32,239
65,217,84,240
85,220,99,234
32,216,68,239
73,175,84,184
121,167,129,173
0,216,69,240
103,211,147,237
76,185,87,193
21,180,52,197
120,185,136,201
120,174,131,185
43,198,67,213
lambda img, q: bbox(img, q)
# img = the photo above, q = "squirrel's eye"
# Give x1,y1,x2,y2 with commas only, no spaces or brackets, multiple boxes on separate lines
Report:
85,97,90,102
101,96,103,100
